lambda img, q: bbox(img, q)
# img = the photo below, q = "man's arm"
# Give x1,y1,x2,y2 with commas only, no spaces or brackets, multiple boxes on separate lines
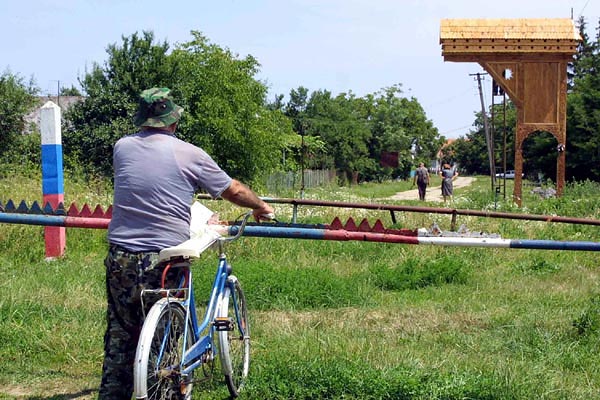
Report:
221,179,274,220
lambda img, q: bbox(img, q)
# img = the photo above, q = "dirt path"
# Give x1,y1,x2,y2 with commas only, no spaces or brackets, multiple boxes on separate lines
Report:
388,176,476,202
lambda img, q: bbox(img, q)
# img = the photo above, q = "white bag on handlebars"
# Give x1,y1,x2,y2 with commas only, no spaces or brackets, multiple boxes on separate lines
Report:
158,202,225,262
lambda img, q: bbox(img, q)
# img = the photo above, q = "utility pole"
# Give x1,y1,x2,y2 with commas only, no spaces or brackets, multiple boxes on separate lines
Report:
50,80,60,107
300,120,306,199
471,72,495,191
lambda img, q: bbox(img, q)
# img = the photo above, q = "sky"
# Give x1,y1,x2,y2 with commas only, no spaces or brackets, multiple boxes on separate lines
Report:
2,0,598,139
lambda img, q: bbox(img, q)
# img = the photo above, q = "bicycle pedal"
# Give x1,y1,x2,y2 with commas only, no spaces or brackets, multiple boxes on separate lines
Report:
213,317,234,331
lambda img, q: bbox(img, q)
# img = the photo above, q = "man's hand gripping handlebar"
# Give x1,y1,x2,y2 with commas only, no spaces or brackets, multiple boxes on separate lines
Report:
251,202,275,223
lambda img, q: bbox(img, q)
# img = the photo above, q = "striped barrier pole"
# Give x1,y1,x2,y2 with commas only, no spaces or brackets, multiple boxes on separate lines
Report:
40,101,65,259
229,225,600,251
0,212,110,229
0,203,599,252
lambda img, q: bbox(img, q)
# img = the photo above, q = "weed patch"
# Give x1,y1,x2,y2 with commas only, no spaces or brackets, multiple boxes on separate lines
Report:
369,252,470,291
241,258,375,310
246,355,521,400
512,259,561,275
572,292,600,337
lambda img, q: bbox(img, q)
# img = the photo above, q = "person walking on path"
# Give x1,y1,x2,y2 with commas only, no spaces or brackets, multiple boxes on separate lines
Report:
98,87,274,399
439,163,459,203
412,162,430,201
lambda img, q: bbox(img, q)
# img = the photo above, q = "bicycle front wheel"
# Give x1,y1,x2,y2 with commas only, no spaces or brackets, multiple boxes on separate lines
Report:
134,298,195,400
217,276,250,397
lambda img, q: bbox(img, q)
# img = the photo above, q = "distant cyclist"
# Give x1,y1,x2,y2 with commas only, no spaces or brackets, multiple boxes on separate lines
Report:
98,87,274,399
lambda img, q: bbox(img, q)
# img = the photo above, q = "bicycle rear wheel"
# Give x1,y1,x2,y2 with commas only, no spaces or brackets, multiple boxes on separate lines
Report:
217,276,250,397
134,298,195,400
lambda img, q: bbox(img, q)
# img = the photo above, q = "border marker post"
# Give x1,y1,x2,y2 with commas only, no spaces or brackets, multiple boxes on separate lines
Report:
40,101,66,259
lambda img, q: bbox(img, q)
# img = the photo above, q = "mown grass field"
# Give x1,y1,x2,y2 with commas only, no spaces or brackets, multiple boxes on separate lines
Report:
1,168,599,399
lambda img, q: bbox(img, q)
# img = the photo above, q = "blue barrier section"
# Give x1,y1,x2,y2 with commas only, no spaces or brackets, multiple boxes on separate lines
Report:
510,239,600,251
0,213,66,227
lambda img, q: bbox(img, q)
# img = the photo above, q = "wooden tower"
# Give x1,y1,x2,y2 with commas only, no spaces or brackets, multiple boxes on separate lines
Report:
440,18,581,205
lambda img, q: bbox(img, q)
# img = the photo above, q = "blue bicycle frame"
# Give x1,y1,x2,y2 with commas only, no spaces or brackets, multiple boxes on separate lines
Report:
179,254,232,375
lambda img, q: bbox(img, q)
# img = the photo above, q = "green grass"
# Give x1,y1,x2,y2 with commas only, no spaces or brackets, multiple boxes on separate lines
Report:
339,180,414,199
1,169,600,399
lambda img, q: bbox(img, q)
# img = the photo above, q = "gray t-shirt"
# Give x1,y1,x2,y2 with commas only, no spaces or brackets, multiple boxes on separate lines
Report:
415,167,429,184
108,130,232,252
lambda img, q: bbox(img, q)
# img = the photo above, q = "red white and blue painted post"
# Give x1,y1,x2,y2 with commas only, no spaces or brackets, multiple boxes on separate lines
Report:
40,101,66,259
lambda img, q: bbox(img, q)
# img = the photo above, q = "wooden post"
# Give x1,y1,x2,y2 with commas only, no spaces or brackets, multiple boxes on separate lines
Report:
40,101,66,259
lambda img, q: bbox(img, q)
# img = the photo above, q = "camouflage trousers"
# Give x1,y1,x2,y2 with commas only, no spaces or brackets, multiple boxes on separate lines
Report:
98,244,182,400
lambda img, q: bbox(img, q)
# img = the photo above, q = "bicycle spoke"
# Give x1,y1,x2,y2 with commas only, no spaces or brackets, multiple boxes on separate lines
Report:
135,300,195,400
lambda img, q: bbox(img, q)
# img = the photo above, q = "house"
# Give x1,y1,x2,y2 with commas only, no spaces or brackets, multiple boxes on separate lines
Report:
432,138,457,172
23,95,84,134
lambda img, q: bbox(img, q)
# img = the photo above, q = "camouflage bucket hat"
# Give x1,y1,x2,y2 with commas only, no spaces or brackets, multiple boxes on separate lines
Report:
133,87,184,128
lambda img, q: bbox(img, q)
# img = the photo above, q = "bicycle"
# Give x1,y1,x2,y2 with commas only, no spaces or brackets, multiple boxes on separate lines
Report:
133,203,263,399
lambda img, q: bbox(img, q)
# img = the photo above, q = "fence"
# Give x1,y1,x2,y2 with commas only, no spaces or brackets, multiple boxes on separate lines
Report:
266,169,336,192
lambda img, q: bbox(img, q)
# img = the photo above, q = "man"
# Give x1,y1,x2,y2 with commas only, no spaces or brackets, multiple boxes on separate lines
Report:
98,87,274,399
412,162,430,201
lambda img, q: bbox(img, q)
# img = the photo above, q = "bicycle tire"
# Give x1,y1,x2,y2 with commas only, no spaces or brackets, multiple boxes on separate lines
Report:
134,298,196,400
217,276,250,398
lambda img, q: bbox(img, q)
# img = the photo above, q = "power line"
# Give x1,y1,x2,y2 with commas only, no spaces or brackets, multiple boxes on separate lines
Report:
440,125,472,135
577,0,591,19
425,87,475,108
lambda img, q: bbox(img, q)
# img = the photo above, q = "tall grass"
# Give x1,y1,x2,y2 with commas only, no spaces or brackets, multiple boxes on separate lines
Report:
1,168,599,399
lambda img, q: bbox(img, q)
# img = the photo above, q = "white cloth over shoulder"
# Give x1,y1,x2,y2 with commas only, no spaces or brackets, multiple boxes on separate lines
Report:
158,202,225,262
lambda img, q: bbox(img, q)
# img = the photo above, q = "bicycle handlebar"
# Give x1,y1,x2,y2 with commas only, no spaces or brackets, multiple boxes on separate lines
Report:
220,210,276,243
220,211,253,243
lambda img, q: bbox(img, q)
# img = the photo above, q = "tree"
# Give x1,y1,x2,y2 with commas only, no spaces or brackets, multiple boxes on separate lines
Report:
367,85,442,180
66,30,292,185
281,84,442,183
522,131,558,181
569,16,594,90
450,111,491,175
0,70,38,159
284,86,310,133
282,86,328,173
60,85,82,96
172,31,293,185
443,138,472,172
305,90,372,183
566,17,600,181
65,31,176,176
